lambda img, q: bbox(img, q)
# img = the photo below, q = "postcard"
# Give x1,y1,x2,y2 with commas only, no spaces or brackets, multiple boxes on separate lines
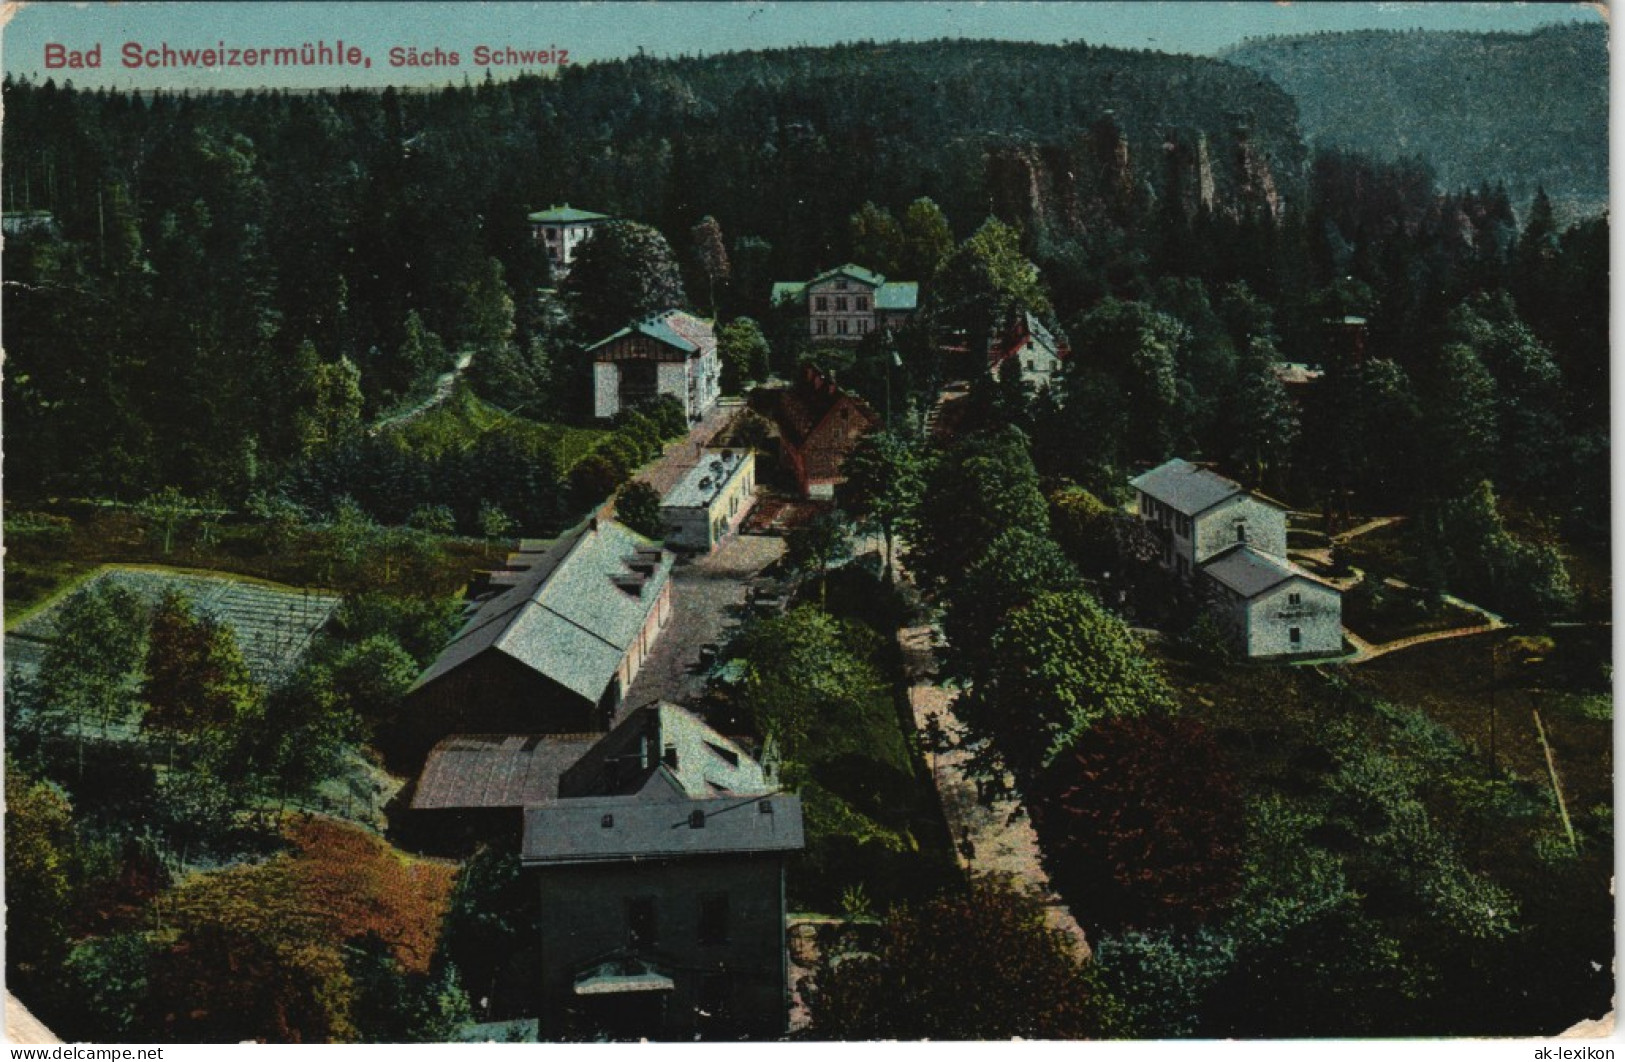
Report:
1,1,1612,1051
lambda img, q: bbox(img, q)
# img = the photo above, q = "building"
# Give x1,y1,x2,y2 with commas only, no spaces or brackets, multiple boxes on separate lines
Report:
1201,546,1345,657
402,519,675,760
772,263,917,343
1,211,57,238
762,365,881,499
988,310,1067,388
586,309,721,423
659,449,756,553
528,204,614,279
1130,458,1342,658
410,702,804,1041
1131,458,1288,581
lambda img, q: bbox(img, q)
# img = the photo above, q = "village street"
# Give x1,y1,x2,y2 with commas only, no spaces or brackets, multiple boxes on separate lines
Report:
621,532,783,713
898,623,1092,957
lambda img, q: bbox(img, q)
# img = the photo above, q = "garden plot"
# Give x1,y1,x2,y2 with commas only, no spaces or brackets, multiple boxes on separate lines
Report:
6,566,341,685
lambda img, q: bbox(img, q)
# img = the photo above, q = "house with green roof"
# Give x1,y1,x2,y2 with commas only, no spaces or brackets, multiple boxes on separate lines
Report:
771,262,917,343
586,309,720,422
528,203,615,279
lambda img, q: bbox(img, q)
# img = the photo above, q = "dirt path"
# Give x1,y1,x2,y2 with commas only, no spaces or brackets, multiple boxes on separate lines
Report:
1331,514,1405,544
898,624,1091,958
368,348,475,436
1333,591,1509,665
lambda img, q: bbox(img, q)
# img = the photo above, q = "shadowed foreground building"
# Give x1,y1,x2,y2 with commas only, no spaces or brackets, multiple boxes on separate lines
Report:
411,702,804,1041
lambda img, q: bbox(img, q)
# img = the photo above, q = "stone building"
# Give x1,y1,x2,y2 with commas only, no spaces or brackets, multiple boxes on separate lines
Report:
408,702,804,1041
772,263,917,343
1130,458,1342,658
988,310,1066,388
586,309,721,423
528,204,614,279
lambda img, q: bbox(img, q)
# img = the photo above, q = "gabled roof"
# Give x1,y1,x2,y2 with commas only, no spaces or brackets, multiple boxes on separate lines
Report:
522,793,804,865
772,264,917,311
771,282,808,305
772,366,880,449
412,733,598,810
585,309,715,359
560,701,767,800
1201,545,1334,600
1131,458,1264,517
809,263,886,288
990,311,1062,366
528,204,612,224
409,520,674,704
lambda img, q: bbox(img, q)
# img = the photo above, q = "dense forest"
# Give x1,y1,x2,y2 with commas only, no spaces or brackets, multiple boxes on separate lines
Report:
4,38,1305,511
1223,23,1607,215
3,31,1612,1042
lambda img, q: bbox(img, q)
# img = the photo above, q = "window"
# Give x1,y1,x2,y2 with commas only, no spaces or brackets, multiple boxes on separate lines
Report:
836,297,849,311
814,296,828,311
1288,591,1301,606
837,320,849,334
858,319,870,333
1289,626,1302,645
1236,524,1248,543
699,894,730,945
857,296,869,311
626,897,658,948
815,319,827,335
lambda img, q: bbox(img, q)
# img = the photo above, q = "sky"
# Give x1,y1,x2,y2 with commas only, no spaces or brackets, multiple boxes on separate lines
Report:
0,1,1605,92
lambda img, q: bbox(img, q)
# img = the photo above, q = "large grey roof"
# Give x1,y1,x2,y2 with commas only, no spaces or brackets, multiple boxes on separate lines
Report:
411,733,597,810
1131,458,1246,516
409,520,673,703
522,793,804,865
661,449,751,511
1202,545,1330,599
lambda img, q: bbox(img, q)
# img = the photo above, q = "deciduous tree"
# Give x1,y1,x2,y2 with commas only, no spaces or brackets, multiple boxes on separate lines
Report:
962,588,1176,784
562,220,687,340
1032,715,1246,933
836,429,926,581
614,480,665,540
810,876,1116,1039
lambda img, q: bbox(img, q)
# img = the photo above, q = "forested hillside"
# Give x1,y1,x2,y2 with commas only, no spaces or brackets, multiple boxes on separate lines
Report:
2,39,1303,506
1222,23,1607,215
